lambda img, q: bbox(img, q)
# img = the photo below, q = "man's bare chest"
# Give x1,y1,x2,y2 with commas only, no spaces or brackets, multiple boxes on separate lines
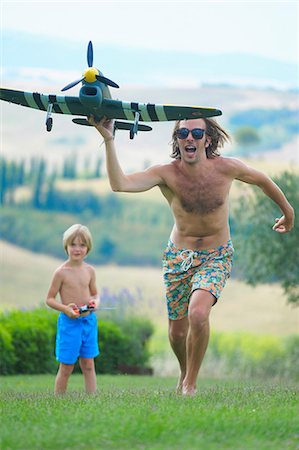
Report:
170,172,230,215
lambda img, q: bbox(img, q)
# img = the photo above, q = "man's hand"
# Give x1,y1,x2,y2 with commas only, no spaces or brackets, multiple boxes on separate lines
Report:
88,115,114,142
272,215,294,233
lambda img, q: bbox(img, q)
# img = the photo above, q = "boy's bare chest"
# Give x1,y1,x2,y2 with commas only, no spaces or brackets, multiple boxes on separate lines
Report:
62,268,91,290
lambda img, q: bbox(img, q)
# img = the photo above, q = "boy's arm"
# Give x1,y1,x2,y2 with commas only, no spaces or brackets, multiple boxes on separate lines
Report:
46,271,79,318
89,116,164,192
88,267,100,309
231,159,294,233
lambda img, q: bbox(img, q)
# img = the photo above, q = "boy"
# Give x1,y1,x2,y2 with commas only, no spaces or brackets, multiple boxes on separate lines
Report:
46,224,100,395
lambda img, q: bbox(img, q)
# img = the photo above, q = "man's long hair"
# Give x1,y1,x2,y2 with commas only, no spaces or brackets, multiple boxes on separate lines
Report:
170,118,231,159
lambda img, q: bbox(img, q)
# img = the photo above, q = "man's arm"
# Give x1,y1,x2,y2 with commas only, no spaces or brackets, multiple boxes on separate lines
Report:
230,158,294,233
89,116,164,192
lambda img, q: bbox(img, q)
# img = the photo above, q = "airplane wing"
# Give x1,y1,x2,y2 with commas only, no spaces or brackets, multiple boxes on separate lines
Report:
0,88,86,115
102,99,222,122
0,87,222,121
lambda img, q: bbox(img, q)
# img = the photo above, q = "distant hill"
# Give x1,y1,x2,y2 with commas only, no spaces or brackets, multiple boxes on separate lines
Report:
2,30,298,89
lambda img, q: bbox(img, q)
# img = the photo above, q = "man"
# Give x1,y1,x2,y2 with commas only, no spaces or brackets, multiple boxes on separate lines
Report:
89,115,294,396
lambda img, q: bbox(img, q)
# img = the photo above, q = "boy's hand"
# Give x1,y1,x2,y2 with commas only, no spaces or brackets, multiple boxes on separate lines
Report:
88,299,96,310
65,303,80,318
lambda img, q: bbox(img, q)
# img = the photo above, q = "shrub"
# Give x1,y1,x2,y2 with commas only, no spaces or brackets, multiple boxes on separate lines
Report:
0,308,154,376
0,324,16,374
95,321,128,374
0,309,57,374
116,317,154,368
206,331,299,381
95,318,154,374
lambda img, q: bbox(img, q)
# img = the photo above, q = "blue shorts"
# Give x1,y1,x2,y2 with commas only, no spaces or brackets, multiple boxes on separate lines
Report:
56,312,100,364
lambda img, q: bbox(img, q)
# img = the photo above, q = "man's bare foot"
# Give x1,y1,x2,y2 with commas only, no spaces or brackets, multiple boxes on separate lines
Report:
176,373,186,394
182,385,197,397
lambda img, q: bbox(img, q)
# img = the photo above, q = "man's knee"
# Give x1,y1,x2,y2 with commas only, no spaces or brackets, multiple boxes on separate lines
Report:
188,308,209,330
188,290,214,328
168,319,188,343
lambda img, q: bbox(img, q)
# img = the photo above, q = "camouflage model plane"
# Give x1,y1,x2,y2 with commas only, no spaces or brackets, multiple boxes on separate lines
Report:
0,41,222,139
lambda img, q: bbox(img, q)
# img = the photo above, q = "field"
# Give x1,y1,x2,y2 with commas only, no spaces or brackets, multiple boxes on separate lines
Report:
1,374,298,450
1,240,297,336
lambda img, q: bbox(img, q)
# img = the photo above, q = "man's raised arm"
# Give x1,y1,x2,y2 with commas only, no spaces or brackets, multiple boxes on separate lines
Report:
230,158,294,233
89,116,164,193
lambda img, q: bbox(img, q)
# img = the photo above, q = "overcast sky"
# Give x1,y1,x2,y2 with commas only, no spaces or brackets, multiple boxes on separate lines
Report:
1,1,298,64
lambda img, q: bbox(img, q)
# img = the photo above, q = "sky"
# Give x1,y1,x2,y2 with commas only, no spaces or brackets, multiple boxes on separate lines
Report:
1,0,298,64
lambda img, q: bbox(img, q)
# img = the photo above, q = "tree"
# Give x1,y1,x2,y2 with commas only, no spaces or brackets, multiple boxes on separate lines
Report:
233,172,299,305
234,126,260,147
32,159,46,209
0,158,7,205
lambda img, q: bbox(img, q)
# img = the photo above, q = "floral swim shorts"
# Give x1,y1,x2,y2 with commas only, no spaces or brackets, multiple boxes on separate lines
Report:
162,239,234,320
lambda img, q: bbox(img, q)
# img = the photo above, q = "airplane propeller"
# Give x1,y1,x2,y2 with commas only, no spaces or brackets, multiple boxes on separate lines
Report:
87,40,93,67
61,41,119,92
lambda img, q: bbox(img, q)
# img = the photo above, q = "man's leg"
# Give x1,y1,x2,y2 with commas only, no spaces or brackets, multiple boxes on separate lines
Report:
79,357,97,394
182,289,214,396
54,363,74,395
168,316,189,393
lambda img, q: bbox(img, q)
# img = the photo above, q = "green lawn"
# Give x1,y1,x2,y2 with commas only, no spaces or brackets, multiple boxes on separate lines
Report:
1,375,298,450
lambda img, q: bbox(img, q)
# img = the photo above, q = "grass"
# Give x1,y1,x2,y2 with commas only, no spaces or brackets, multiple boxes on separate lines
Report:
1,375,298,450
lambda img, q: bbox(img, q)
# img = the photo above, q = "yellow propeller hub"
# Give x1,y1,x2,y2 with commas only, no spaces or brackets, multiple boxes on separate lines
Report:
83,67,99,83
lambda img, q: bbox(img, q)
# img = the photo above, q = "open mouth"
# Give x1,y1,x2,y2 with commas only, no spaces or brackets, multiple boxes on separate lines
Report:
185,145,196,154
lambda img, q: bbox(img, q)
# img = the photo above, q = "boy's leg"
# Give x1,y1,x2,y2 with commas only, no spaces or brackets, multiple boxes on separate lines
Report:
79,357,97,393
54,363,74,395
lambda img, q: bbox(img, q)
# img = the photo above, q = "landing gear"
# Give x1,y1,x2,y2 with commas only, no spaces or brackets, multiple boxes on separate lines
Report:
45,103,53,132
130,111,140,140
46,117,53,132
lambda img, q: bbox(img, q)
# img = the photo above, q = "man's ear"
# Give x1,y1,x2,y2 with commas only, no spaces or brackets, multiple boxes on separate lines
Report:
205,136,212,148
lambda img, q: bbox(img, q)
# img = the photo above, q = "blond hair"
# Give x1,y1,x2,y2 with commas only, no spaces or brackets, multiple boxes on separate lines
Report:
63,224,93,255
170,118,231,159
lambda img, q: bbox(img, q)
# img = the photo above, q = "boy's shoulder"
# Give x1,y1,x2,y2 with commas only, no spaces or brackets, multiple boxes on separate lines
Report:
53,261,95,276
53,262,69,277
83,262,96,274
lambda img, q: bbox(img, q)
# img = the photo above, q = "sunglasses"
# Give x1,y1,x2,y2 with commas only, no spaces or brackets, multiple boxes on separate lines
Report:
176,128,205,140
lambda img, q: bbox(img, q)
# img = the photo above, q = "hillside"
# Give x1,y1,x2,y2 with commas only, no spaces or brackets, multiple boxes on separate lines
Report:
1,240,298,336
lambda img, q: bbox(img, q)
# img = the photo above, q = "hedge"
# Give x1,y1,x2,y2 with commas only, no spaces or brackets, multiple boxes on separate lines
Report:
0,307,154,375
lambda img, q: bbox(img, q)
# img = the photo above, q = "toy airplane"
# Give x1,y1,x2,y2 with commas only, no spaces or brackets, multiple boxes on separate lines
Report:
0,41,222,139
